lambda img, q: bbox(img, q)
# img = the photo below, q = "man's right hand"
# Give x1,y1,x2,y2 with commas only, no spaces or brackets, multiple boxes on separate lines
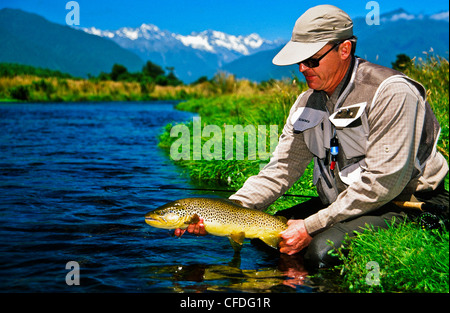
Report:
174,217,207,237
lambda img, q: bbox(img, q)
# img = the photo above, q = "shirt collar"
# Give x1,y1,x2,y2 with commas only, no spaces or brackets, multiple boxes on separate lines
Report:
327,56,355,112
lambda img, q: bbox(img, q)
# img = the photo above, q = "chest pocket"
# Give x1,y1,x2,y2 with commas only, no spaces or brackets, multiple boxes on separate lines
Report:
329,102,369,159
292,107,331,159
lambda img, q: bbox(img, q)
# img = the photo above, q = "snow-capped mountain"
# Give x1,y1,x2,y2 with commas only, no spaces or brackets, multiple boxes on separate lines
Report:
430,10,449,22
83,24,172,42
379,8,449,23
81,24,281,82
176,30,269,55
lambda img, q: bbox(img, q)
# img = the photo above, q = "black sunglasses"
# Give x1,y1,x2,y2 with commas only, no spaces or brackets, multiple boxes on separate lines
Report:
299,42,341,68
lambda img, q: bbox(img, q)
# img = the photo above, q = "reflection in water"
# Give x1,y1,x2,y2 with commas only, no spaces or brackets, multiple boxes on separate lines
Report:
144,253,314,293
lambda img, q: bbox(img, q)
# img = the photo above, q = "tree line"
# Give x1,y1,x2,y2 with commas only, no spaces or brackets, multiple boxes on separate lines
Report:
0,63,73,79
0,60,184,86
94,61,183,86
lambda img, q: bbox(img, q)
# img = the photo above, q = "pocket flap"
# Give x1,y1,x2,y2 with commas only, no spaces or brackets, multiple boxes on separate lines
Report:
291,107,327,132
329,102,367,128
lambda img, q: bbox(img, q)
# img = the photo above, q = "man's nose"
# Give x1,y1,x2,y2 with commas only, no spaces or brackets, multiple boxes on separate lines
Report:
298,63,309,72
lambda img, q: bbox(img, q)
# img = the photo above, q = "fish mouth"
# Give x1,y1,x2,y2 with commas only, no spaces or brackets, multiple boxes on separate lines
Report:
145,214,173,228
145,214,163,224
145,215,179,229
145,211,183,229
145,215,163,223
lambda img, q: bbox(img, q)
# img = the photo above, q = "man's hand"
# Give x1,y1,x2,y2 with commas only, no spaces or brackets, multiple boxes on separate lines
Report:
174,217,207,237
279,219,312,255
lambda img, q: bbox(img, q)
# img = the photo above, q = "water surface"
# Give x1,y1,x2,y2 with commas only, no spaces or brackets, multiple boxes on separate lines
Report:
0,101,316,292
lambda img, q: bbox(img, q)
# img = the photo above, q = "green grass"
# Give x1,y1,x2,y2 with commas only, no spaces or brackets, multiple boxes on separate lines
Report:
327,220,449,293
404,55,449,165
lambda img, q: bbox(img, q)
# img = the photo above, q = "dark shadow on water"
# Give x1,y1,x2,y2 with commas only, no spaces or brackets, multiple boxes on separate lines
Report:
142,247,317,293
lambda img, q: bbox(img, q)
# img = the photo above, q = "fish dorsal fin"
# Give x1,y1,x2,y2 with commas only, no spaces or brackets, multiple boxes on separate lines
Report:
228,232,245,253
184,213,200,224
260,236,281,249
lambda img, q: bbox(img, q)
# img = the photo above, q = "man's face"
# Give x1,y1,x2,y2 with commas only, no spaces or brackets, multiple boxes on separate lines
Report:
298,43,347,95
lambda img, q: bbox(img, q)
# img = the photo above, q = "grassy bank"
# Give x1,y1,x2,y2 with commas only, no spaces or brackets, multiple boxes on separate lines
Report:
0,74,222,102
158,56,449,292
326,221,449,293
0,64,296,103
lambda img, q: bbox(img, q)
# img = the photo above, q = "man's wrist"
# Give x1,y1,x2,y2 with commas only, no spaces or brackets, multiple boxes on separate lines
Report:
303,214,323,236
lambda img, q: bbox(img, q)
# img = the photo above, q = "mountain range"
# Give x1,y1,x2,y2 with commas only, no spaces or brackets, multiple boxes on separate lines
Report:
80,24,282,82
0,8,448,83
0,8,143,78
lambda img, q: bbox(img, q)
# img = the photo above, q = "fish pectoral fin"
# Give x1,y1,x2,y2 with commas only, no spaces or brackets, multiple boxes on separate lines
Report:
229,232,245,245
260,236,281,249
228,232,245,253
184,213,200,225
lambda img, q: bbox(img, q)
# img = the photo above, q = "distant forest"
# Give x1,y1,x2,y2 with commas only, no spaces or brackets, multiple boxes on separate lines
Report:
0,60,184,86
0,63,73,79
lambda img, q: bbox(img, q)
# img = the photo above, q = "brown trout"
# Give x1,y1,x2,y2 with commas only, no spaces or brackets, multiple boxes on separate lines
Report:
145,197,287,252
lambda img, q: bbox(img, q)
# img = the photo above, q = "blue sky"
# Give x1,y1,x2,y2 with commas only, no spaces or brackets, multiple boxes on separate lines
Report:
1,0,448,40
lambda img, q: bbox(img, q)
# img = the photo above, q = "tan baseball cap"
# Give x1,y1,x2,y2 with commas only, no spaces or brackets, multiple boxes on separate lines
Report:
273,5,353,66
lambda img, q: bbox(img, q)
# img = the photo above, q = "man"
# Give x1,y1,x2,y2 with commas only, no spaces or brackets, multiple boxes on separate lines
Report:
176,5,449,268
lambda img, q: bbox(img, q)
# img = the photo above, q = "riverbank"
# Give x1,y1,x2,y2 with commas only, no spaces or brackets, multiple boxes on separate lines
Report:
0,70,296,103
0,74,201,102
158,56,449,293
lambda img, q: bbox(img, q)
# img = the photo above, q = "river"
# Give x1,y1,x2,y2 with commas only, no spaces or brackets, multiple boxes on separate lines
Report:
0,101,320,293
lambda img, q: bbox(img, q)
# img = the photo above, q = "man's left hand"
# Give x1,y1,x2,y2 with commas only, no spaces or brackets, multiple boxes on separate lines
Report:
279,219,313,255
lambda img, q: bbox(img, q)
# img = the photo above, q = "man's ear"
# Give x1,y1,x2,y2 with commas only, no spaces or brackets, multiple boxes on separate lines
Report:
339,40,353,60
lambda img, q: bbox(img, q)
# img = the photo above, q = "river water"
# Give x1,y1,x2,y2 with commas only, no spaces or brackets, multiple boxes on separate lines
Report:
0,101,319,293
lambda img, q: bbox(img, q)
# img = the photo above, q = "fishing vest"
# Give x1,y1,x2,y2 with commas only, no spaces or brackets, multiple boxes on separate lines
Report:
291,58,443,204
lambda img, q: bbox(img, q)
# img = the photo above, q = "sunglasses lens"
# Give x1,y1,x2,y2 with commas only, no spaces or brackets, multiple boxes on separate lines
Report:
302,59,319,68
300,41,342,68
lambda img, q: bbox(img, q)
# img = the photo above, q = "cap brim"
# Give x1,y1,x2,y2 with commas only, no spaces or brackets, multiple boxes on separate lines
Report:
272,40,328,66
